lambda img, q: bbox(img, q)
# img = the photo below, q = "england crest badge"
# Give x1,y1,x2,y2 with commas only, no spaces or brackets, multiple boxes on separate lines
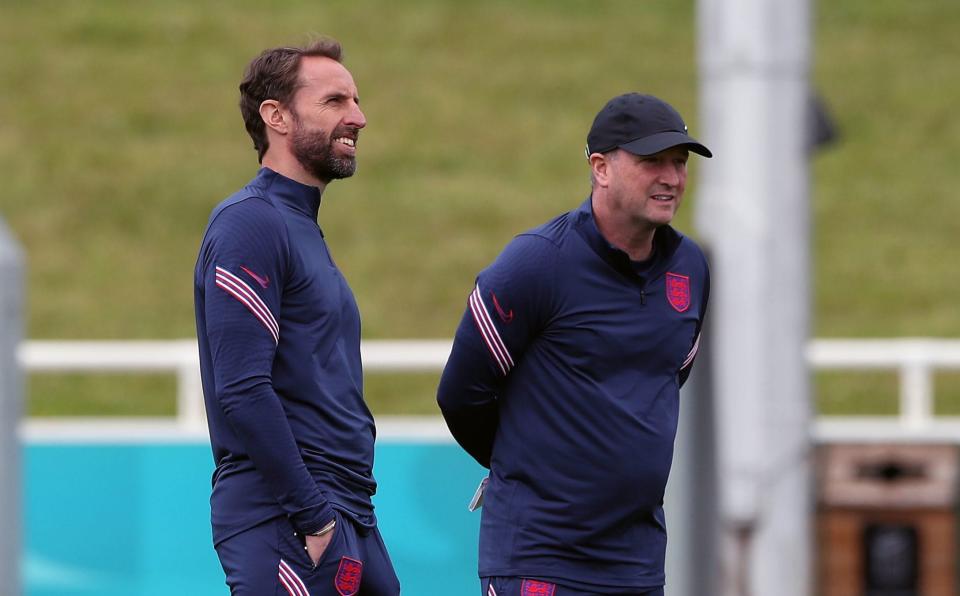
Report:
335,557,363,596
666,272,691,313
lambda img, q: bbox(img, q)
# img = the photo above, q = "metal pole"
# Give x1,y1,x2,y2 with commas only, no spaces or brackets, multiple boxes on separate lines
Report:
696,0,813,594
665,323,720,596
0,219,24,596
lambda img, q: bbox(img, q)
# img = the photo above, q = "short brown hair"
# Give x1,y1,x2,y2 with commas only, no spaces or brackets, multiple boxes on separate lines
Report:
239,38,344,162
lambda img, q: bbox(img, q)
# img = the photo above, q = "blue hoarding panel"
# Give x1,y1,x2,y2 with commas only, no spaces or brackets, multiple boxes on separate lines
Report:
25,441,484,596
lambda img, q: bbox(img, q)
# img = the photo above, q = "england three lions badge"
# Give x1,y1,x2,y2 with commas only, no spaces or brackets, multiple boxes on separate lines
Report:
335,557,363,596
521,579,557,596
666,272,691,313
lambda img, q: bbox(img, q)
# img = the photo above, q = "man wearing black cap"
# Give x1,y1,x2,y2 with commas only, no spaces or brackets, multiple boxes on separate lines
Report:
437,93,712,595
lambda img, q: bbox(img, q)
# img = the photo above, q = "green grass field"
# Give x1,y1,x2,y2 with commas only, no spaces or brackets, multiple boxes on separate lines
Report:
2,0,959,417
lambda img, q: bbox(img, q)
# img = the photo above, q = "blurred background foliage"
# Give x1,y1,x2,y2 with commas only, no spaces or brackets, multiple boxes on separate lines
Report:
1,0,958,416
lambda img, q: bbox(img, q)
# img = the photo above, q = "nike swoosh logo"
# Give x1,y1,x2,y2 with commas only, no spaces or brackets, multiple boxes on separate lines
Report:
490,291,514,324
240,266,270,289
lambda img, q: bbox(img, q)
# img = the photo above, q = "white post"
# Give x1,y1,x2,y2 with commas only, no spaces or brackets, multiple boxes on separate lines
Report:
0,219,24,596
177,362,206,431
696,0,813,594
665,341,720,596
901,362,933,430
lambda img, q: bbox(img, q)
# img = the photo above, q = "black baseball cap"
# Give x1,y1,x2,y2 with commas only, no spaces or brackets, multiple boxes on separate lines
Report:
586,93,712,158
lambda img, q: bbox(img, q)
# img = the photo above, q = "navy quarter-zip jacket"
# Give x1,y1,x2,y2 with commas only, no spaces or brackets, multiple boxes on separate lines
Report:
195,168,377,546
438,197,709,591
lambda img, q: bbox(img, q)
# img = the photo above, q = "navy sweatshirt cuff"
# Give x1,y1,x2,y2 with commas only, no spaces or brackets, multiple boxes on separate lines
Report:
291,501,336,535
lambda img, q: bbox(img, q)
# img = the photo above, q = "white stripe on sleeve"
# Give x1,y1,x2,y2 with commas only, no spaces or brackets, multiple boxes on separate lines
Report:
215,266,280,344
468,285,514,375
681,332,701,370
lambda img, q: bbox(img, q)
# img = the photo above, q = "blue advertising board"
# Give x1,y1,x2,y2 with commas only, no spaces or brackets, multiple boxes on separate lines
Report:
24,440,485,595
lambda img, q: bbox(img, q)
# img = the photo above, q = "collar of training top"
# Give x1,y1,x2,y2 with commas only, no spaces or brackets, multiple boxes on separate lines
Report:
256,167,323,221
572,197,682,283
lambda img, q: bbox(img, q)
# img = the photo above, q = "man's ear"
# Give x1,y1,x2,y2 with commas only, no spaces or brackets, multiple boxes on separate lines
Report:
589,152,612,188
259,99,289,135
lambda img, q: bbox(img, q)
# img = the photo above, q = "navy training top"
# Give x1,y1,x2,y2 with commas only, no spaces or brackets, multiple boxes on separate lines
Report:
437,197,709,591
194,168,377,546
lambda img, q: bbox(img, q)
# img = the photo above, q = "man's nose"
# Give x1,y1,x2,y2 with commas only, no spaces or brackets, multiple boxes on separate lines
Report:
658,163,681,186
346,102,366,129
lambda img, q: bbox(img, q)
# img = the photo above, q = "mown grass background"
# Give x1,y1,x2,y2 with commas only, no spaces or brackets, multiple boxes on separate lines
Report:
2,0,958,417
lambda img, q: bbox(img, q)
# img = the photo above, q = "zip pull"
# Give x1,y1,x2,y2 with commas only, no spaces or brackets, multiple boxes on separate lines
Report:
640,290,646,305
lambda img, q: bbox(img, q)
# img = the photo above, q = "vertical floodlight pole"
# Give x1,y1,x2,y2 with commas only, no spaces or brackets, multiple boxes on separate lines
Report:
0,219,24,596
695,0,813,595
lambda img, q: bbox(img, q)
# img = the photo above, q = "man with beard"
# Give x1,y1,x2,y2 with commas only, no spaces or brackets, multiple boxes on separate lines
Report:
194,38,400,595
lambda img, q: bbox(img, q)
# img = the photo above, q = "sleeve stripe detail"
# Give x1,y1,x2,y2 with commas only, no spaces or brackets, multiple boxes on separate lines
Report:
215,266,279,340
469,285,514,375
215,266,280,345
681,332,701,370
278,559,309,596
215,266,279,337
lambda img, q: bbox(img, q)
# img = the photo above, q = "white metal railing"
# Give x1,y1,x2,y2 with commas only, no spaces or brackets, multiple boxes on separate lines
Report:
807,338,960,442
19,340,206,429
17,338,960,441
16,339,454,433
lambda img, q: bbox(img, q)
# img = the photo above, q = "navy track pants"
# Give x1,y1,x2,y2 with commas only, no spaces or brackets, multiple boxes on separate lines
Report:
216,509,400,595
482,576,664,596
